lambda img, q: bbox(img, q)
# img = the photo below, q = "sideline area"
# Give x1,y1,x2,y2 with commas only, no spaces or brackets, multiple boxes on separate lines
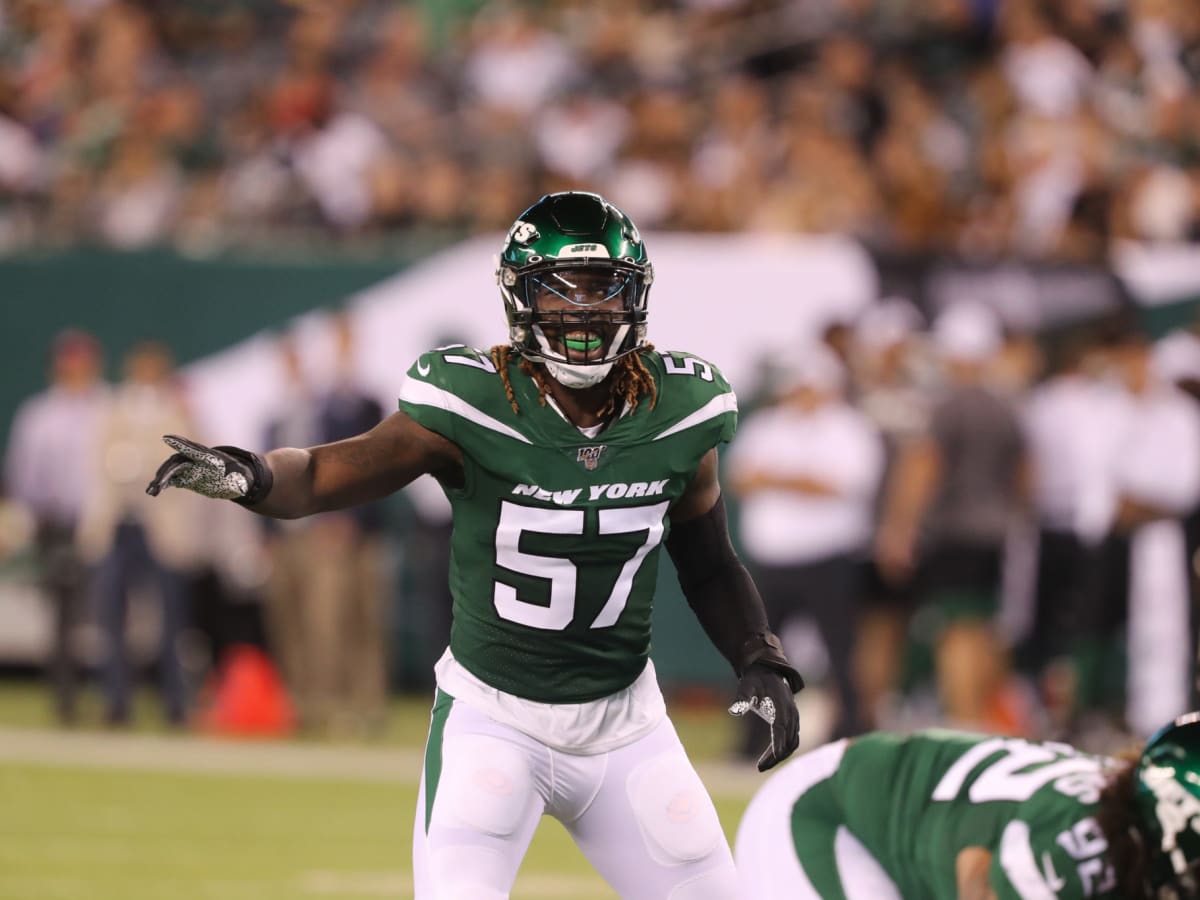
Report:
0,724,763,797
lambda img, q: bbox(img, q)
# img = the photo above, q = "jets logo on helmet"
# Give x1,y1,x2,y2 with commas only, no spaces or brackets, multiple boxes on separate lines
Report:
1134,712,1200,897
496,192,652,389
508,220,539,245
1143,766,1200,867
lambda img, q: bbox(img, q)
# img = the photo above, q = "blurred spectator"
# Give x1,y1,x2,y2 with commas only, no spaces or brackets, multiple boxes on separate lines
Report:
1022,329,1130,735
91,130,184,249
263,317,388,736
999,0,1093,119
533,89,630,185
77,341,205,727
285,78,392,232
3,329,108,724
729,343,884,742
462,5,574,119
1084,327,1200,737
847,298,930,728
876,302,1030,731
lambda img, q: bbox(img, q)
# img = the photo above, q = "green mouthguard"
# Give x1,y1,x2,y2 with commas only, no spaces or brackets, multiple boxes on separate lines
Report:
565,336,603,351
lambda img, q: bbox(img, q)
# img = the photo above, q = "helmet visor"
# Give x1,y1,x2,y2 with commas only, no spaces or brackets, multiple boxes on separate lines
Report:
527,267,638,310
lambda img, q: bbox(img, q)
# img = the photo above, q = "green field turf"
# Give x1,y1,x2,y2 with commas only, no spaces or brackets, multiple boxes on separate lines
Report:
0,683,756,899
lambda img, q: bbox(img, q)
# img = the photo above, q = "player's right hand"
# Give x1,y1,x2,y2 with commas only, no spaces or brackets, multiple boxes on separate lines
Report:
729,663,801,773
145,435,272,505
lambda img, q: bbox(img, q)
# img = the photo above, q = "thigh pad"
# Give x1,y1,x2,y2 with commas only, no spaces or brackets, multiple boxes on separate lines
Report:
625,752,724,866
433,733,534,838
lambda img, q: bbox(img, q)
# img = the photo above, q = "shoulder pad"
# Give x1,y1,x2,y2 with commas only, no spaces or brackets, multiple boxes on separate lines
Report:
404,345,501,389
398,345,525,445
651,349,733,395
644,349,738,446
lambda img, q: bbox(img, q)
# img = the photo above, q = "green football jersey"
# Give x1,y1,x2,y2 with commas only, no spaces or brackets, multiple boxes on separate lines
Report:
398,345,737,703
811,731,1119,899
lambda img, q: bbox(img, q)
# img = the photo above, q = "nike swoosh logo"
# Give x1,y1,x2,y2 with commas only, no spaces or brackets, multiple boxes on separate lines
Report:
417,359,431,376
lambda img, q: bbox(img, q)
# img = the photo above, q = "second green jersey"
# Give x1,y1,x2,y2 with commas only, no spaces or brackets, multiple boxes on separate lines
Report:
810,731,1120,899
398,345,736,704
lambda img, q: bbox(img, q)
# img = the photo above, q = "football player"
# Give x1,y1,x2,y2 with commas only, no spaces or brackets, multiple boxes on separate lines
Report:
735,713,1200,899
146,191,804,899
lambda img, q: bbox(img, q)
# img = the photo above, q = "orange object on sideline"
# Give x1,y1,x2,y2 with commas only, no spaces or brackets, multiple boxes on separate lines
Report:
200,645,295,737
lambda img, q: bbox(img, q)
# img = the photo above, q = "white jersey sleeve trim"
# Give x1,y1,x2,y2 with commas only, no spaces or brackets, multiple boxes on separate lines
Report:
999,820,1058,900
652,392,738,442
399,375,533,444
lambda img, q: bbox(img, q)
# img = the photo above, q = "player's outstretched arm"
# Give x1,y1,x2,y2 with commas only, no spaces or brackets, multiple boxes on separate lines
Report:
666,448,804,772
146,411,462,519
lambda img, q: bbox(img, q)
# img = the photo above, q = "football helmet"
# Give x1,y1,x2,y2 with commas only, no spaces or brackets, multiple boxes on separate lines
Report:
1134,711,1200,898
497,192,652,389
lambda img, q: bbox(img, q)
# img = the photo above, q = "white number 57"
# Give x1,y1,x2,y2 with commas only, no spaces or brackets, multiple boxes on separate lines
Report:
493,500,669,630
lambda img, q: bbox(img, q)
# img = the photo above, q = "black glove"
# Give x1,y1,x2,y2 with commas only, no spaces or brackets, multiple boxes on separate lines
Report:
145,435,273,506
729,663,801,773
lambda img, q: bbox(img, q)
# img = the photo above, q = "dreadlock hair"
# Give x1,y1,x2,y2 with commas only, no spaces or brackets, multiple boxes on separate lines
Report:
1096,753,1156,899
490,344,658,418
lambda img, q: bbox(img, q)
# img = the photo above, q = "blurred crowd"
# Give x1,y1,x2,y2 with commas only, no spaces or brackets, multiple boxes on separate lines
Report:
7,297,1200,752
0,318,411,737
1,0,1200,256
730,297,1200,753
6,0,1200,750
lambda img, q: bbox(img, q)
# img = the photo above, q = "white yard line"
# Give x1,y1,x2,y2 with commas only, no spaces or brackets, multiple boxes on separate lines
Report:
0,726,762,796
0,726,421,781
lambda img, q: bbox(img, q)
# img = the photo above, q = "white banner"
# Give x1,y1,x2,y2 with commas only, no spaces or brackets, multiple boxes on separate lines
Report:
182,233,877,448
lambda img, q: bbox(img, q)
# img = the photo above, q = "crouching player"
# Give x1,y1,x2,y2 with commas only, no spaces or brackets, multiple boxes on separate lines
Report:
736,713,1200,899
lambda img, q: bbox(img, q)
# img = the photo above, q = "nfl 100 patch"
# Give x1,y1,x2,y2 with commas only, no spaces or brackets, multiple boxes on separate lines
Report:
576,445,606,470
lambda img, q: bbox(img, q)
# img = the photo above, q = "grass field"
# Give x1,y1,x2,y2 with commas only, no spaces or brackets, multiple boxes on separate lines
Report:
0,682,758,899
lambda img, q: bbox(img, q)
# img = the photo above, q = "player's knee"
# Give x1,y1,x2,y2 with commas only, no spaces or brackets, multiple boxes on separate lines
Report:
626,753,725,865
434,734,533,838
667,865,740,900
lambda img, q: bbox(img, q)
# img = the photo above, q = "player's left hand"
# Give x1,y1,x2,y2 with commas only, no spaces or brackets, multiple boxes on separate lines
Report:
729,663,800,772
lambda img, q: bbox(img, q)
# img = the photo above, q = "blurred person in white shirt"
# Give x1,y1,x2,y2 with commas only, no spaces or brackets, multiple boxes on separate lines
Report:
77,341,206,727
463,6,574,120
999,0,1093,120
3,330,108,724
534,89,630,185
1091,327,1200,738
1022,327,1131,735
730,343,884,742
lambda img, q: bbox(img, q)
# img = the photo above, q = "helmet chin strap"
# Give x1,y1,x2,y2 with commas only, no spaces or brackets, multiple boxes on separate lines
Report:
544,359,614,389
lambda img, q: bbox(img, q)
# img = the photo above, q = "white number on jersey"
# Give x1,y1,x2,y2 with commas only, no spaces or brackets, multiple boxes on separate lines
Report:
493,500,669,630
932,738,1108,805
659,351,714,381
1056,818,1115,896
437,344,497,373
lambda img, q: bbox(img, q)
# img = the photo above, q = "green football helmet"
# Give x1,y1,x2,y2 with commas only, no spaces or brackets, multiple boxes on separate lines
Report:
496,191,652,389
1135,712,1200,898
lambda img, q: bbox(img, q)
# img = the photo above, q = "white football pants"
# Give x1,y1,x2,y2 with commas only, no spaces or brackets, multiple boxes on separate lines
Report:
413,692,739,899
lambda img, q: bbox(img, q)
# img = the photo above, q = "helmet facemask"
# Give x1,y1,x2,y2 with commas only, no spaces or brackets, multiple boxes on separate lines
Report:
501,259,650,388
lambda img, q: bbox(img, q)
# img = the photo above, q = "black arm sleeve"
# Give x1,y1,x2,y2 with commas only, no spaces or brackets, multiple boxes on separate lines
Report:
665,494,804,692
